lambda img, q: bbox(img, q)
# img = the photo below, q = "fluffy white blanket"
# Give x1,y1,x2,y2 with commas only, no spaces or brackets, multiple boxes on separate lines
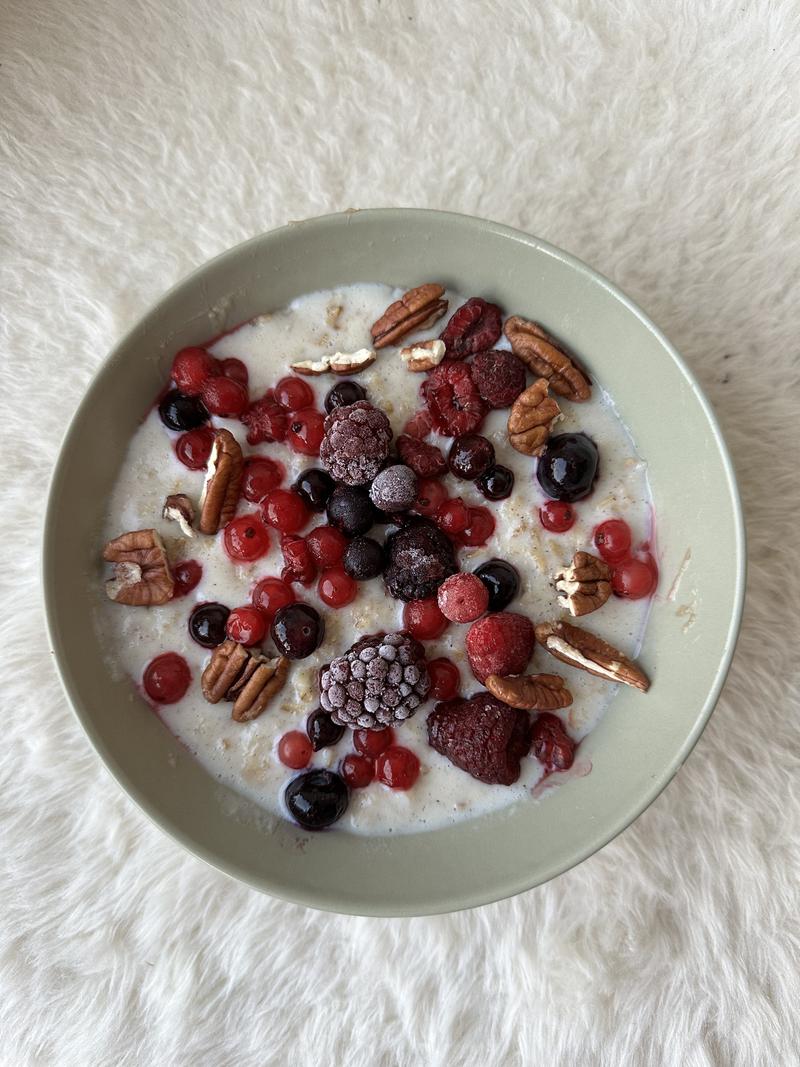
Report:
2,0,799,1063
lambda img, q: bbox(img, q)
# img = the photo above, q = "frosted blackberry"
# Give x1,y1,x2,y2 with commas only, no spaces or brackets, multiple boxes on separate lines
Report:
369,464,418,512
319,401,392,486
384,520,458,602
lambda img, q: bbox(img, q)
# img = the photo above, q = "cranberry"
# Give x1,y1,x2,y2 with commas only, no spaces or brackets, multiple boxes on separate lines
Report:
286,408,325,456
278,731,313,770
171,346,220,395
437,572,489,623
226,605,267,646
262,489,310,534
242,456,284,502
457,506,495,547
340,753,375,789
539,500,576,533
428,657,460,701
158,390,209,431
306,708,345,751
271,603,324,659
324,380,366,413
223,515,271,562
537,433,599,502
220,357,248,385
293,468,335,512
306,525,348,568
188,603,230,647
612,557,657,599
251,576,295,621
473,559,520,611
281,534,316,586
594,518,632,563
412,478,447,518
172,559,202,598
201,376,249,418
284,769,349,830
448,433,495,480
530,712,575,773
403,597,448,640
376,746,420,790
275,376,315,412
175,426,216,470
354,727,394,758
477,465,514,501
436,498,470,536
318,566,357,608
143,652,191,704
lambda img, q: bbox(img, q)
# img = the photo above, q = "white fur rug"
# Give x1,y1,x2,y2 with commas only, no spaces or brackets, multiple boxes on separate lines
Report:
3,0,799,1063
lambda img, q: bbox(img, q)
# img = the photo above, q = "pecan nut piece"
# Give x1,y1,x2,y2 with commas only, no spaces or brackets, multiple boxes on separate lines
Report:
507,379,562,455
201,639,290,722
555,551,612,617
504,316,591,402
103,529,174,605
290,355,332,376
399,338,446,372
486,672,573,711
328,348,377,375
199,429,244,535
163,494,195,538
535,621,650,692
370,284,448,349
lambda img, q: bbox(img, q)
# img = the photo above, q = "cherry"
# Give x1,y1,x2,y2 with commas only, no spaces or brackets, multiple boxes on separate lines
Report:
448,433,495,480
428,657,460,701
172,559,202,598
306,708,345,751
201,376,249,418
293,468,335,512
403,597,449,640
412,478,447,518
281,534,317,586
226,605,267,646
262,489,310,534
284,769,349,830
340,753,374,789
242,456,284,502
376,746,420,790
286,408,325,456
324,380,366,413
171,347,220,396
539,500,575,533
220,357,248,385
306,525,348,568
175,427,216,470
477,465,514,501
594,518,632,563
457,506,495,547
437,572,489,623
223,515,271,562
275,375,315,412
158,390,209,431
271,603,324,659
143,652,191,704
436,498,470,536
251,576,295,622
278,731,313,770
188,603,230,647
318,566,357,608
612,557,657,599
353,727,394,758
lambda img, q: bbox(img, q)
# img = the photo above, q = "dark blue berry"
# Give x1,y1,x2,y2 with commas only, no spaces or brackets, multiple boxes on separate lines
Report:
188,603,230,647
306,708,345,751
476,465,514,501
284,769,349,830
158,389,209,431
473,560,520,611
536,433,599,502
293,468,335,512
271,603,324,660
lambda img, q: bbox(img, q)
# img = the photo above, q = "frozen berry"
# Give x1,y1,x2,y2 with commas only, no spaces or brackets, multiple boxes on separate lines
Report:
474,559,520,611
439,297,502,359
306,525,348,568
287,408,325,456
403,597,448,640
318,566,357,608
251,576,295,622
396,434,448,478
384,521,458,602
477,465,514,501
200,376,248,418
171,347,220,395
293,468,335,512
530,713,576,773
437,573,489,623
343,537,385,580
320,401,392,485
539,500,575,533
537,433,599,502
354,727,394,758
428,692,529,785
278,731,313,770
271,603,324,659
241,392,288,445
326,486,375,537
242,456,284,502
403,409,434,439
223,515,271,562
188,603,230,647
220,357,248,385
143,652,191,704
262,489,309,534
370,465,418,512
306,708,345,751
612,557,657,599
423,361,486,437
471,349,526,408
226,605,267,646
281,534,316,586
340,753,374,789
412,478,447,518
275,375,314,412
428,657,460,701
594,518,632,563
436,498,470,536
172,559,202,598
457,506,495,547
175,426,216,470
324,380,366,413
284,769,349,830
466,611,535,682
448,434,495,480
158,390,209,431
376,746,420,790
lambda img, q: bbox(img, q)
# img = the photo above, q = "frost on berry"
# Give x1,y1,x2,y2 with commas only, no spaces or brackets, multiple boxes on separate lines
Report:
439,297,503,360
384,520,458,602
427,692,530,785
466,612,536,682
319,401,392,486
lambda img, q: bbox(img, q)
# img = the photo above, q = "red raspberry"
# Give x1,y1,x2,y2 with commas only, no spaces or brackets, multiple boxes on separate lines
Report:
423,361,486,437
340,753,374,788
397,434,448,478
262,489,309,534
437,573,489,623
242,456,284,502
306,525,348,568
471,349,526,408
427,657,460,700
172,559,202,598
530,713,576,773
275,376,315,412
281,534,316,586
201,376,249,417
465,611,535,682
143,652,191,704
318,566,357,608
175,427,215,470
403,597,448,640
439,297,502,359
226,605,267,646
376,746,420,790
457,506,496,547
403,409,434,439
286,408,325,456
412,478,447,518
241,391,288,445
436,498,469,536
354,727,394,757
427,692,529,785
171,347,220,395
251,576,295,622
220,357,248,385
223,515,271,562
278,731,313,770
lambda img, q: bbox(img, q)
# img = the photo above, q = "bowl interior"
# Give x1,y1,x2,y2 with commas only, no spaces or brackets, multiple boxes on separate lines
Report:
44,210,744,915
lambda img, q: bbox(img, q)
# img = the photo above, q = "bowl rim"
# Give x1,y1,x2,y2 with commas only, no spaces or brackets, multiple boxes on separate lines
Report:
43,208,746,914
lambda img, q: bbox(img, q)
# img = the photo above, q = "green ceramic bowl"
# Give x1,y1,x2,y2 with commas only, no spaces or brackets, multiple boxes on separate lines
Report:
43,209,745,915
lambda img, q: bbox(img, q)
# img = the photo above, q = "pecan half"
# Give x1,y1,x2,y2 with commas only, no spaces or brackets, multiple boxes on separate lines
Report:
201,639,290,722
486,672,573,711
535,620,650,691
103,529,174,606
163,494,195,538
399,338,446,372
199,429,244,535
555,551,612,617
504,316,591,402
370,284,448,349
329,348,377,375
507,379,562,455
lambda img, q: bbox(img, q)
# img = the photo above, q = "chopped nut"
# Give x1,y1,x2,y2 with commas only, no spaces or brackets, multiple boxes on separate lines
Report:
325,303,344,329
162,494,195,538
370,284,448,349
507,379,562,455
199,430,244,535
486,673,573,711
291,355,332,376
535,620,650,691
103,529,174,606
329,348,377,375
504,316,591,402
201,639,290,722
399,338,446,372
554,551,612,616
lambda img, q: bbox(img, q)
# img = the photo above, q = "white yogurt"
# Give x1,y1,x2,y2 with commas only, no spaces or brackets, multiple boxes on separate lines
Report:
96,284,654,835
